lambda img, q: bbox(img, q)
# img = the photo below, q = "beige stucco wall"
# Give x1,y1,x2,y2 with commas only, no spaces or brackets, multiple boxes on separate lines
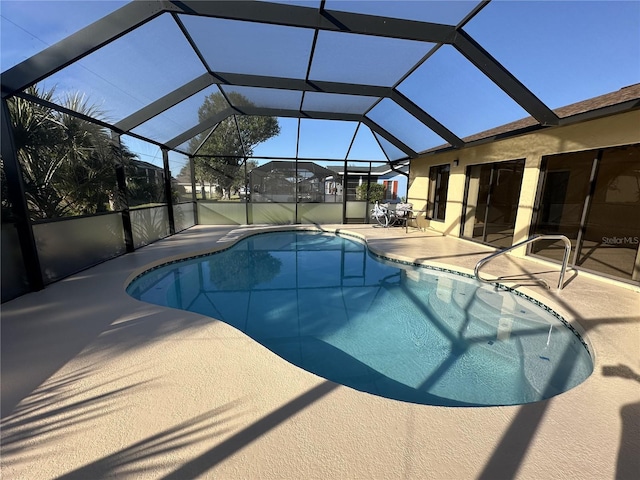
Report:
408,110,640,257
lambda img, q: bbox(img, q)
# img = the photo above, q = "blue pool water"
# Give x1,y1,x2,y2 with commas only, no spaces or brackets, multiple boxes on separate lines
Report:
127,231,593,406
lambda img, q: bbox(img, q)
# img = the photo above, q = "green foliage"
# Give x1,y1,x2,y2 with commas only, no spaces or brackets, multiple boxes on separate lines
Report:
189,92,279,198
7,86,137,220
356,182,385,203
126,175,165,207
1,160,13,221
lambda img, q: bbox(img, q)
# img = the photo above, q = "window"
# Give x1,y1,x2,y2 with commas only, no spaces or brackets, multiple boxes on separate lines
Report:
427,164,450,221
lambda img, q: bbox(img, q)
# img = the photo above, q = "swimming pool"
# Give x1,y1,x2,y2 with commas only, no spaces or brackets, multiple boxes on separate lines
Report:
127,230,593,407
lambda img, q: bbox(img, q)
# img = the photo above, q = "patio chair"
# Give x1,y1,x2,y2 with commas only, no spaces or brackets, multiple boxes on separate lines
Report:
395,203,416,232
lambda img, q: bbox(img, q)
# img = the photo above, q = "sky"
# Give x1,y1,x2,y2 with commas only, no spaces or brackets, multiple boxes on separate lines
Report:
1,0,639,168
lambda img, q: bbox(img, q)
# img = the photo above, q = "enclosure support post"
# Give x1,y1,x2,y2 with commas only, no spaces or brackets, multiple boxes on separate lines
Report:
189,155,199,225
1,98,44,291
295,158,299,224
294,119,301,224
244,157,249,225
162,148,176,235
342,123,360,225
365,162,373,224
342,158,348,224
112,133,135,253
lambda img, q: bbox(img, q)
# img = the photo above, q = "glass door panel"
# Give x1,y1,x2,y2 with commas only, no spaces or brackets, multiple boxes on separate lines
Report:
462,164,491,239
531,151,596,260
463,160,524,248
484,160,524,248
578,146,640,280
531,144,640,283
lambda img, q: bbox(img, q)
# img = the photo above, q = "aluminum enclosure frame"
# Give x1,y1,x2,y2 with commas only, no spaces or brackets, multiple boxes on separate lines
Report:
1,0,566,161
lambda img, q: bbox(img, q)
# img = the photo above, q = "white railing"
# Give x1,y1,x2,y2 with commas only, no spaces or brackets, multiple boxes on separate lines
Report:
474,234,572,290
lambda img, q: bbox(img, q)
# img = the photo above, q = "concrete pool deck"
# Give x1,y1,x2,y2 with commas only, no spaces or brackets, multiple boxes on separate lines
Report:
1,224,638,479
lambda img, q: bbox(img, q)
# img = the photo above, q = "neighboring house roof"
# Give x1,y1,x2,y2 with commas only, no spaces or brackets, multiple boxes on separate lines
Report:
131,159,164,171
325,161,409,176
252,160,336,179
427,83,640,153
175,172,192,184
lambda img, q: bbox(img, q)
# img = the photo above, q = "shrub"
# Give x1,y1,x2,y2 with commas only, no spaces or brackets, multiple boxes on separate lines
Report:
356,182,385,203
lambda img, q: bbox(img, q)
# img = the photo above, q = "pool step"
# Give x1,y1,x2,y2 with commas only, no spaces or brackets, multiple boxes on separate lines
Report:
426,284,524,367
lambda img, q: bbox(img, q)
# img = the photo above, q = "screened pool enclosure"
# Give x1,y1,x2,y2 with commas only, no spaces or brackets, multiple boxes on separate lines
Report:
2,0,638,300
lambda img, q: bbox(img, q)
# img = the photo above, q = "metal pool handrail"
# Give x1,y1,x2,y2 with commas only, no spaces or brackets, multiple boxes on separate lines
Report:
474,234,572,290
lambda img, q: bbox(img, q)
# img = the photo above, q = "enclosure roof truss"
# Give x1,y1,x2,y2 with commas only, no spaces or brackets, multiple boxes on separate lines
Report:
3,0,631,162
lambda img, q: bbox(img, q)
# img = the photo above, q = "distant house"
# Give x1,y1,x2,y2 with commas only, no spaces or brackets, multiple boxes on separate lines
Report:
249,160,338,203
127,159,166,206
247,160,409,203
173,168,218,200
326,162,409,202
129,159,164,185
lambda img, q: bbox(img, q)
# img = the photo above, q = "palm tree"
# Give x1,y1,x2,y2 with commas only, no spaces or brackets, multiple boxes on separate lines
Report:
8,86,136,220
9,86,66,219
54,92,121,215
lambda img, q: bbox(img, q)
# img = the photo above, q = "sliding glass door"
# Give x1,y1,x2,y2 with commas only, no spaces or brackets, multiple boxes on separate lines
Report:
462,159,525,248
532,144,640,283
